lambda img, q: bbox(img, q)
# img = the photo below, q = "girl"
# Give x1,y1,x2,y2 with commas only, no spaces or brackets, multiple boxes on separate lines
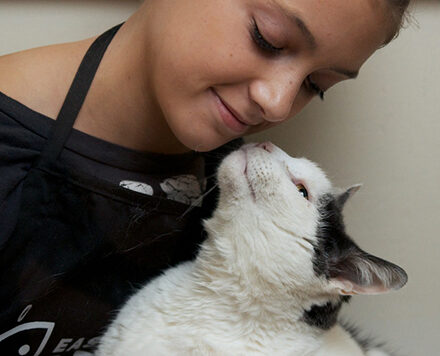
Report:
0,0,410,354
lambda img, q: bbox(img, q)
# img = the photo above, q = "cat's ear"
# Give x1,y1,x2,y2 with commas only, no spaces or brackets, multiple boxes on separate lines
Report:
336,184,362,208
329,247,408,295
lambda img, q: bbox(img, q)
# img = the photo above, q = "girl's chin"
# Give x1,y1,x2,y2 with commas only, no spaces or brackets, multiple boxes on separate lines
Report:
169,107,247,152
176,130,235,153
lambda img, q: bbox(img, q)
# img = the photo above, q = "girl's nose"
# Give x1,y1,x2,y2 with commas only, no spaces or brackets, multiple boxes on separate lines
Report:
249,73,302,123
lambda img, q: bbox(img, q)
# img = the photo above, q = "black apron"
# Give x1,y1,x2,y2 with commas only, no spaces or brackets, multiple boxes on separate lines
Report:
0,24,218,355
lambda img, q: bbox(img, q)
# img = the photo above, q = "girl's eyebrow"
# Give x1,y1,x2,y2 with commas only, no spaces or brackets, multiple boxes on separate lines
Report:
290,13,317,50
273,3,360,79
272,3,317,50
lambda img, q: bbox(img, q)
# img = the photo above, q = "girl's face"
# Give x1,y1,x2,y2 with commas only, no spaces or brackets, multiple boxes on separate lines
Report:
145,0,392,152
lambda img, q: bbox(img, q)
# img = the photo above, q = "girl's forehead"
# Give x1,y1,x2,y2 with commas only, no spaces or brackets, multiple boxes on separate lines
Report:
251,0,391,60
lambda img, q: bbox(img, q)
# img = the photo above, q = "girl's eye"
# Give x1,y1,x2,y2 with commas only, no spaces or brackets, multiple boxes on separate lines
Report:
304,76,325,101
251,19,283,54
296,184,309,200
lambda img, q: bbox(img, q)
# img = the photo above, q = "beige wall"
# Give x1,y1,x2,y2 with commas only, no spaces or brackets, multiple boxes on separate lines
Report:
0,1,140,53
1,1,438,355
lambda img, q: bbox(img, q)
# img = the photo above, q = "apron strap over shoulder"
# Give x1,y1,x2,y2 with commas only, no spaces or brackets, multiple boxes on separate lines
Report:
37,23,123,167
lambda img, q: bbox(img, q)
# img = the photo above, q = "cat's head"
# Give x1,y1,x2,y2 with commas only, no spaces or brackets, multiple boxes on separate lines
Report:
206,142,407,303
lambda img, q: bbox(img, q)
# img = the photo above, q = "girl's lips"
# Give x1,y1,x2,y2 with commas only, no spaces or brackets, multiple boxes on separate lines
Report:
211,89,249,134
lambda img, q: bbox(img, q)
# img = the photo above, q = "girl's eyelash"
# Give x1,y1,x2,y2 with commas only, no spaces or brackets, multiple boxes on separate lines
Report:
305,76,325,100
251,19,283,54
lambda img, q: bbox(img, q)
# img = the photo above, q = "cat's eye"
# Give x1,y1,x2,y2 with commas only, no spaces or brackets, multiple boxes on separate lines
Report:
296,184,309,200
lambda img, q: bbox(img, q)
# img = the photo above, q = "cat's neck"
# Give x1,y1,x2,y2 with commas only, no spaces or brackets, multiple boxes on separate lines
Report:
191,241,312,340
192,232,335,331
191,210,346,336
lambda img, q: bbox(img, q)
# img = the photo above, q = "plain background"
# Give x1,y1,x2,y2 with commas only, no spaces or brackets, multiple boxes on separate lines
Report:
0,1,438,355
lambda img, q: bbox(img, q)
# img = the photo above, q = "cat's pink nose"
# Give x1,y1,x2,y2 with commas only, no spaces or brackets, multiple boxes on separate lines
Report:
257,142,274,153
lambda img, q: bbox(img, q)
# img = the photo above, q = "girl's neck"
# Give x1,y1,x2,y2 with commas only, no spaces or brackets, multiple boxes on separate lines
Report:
73,14,191,154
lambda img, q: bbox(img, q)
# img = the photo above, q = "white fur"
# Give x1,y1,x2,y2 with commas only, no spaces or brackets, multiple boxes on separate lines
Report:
315,326,364,356
366,350,391,356
96,143,390,356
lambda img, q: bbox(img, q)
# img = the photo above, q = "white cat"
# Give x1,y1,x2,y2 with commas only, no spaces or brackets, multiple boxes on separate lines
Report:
96,142,407,356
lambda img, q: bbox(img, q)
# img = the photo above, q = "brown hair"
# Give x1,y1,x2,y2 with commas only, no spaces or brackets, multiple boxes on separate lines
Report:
385,0,411,44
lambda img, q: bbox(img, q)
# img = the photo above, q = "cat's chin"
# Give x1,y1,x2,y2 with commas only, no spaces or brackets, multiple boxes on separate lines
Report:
216,148,256,203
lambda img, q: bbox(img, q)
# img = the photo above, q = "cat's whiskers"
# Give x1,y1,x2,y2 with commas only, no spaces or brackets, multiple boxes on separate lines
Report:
272,221,315,252
178,182,219,219
295,238,315,253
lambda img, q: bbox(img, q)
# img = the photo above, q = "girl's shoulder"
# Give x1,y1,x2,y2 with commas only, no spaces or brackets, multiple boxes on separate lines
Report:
0,38,94,120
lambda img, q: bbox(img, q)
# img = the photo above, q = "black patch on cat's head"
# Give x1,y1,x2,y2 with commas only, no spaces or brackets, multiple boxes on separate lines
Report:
312,193,359,279
303,193,407,330
312,193,407,289
301,193,355,330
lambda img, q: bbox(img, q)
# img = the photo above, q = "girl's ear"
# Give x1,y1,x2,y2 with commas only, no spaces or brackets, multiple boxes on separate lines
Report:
329,247,408,295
